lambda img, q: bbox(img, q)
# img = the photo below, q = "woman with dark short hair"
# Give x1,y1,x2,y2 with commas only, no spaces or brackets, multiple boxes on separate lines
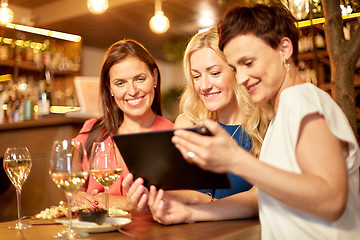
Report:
170,3,360,239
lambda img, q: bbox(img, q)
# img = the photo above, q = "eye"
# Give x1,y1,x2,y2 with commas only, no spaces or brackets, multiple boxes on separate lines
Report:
244,59,253,67
135,76,146,82
115,80,125,87
192,74,201,81
210,71,221,77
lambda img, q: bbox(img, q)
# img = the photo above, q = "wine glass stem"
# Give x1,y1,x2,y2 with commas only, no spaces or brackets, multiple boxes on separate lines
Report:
67,193,73,230
105,187,110,211
16,188,22,224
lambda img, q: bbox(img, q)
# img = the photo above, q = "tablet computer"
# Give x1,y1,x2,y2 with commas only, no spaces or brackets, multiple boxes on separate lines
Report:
113,127,231,190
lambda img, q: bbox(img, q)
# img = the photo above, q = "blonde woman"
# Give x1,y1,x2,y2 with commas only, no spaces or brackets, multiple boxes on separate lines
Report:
123,27,272,223
174,27,271,199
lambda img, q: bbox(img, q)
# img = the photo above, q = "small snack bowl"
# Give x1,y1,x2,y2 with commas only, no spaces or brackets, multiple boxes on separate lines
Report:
76,207,107,225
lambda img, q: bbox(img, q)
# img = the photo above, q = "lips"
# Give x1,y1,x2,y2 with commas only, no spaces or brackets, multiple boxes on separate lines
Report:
246,81,260,93
203,91,221,99
126,96,144,105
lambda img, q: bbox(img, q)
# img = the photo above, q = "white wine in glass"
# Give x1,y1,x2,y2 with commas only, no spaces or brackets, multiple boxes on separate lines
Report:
49,139,89,239
90,142,123,212
3,147,33,230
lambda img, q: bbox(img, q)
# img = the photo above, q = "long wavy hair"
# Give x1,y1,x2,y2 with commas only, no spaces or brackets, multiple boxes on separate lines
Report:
83,39,162,156
179,27,272,156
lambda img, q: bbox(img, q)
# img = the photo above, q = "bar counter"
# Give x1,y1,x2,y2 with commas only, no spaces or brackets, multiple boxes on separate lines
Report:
0,114,88,222
0,212,261,240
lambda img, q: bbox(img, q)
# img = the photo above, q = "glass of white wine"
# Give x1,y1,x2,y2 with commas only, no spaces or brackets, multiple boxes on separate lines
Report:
3,147,33,230
49,139,89,239
90,142,123,213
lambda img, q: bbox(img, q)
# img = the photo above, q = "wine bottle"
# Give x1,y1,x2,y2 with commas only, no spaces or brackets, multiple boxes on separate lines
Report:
0,41,9,61
37,65,52,116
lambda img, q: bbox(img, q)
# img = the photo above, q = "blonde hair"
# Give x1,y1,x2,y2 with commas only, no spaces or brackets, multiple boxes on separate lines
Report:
179,27,272,156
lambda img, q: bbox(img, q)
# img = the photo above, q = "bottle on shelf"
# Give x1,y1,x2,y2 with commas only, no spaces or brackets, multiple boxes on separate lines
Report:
12,93,20,122
0,41,9,61
37,65,52,117
5,94,14,123
23,93,33,120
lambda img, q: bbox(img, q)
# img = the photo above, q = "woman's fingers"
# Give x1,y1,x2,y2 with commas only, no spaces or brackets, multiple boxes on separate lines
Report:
122,174,151,212
73,191,96,207
148,185,158,207
153,188,164,209
149,187,166,222
137,193,149,211
93,192,106,208
127,179,147,203
172,120,239,173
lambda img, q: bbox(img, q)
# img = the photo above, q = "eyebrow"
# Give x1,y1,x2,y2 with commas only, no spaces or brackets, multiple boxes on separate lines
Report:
236,57,245,66
190,64,222,73
238,54,254,64
112,73,147,82
112,78,125,82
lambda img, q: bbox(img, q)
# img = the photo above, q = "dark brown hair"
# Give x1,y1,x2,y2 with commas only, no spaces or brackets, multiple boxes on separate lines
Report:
84,39,162,156
218,2,299,65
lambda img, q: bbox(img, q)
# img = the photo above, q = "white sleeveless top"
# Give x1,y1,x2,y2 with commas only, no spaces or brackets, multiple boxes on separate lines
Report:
259,83,360,240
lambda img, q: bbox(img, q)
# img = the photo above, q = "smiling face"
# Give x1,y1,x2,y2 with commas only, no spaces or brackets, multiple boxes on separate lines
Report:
190,47,237,114
223,34,286,105
109,56,157,120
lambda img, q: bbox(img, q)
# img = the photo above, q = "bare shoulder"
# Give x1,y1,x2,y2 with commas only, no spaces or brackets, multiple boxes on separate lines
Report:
174,114,194,129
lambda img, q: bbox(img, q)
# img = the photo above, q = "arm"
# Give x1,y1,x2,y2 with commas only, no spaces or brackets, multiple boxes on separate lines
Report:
240,114,347,221
148,186,258,225
173,116,348,221
166,190,213,204
122,173,213,212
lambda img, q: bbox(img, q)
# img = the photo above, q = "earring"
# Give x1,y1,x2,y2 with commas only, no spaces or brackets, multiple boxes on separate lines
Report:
154,85,157,89
111,93,114,97
283,60,290,73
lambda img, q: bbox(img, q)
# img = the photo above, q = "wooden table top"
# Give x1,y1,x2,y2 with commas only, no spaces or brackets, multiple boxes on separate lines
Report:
0,212,260,240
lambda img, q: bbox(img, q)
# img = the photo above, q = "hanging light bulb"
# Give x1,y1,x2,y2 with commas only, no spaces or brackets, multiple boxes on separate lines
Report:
87,0,109,14
149,0,170,34
0,0,14,25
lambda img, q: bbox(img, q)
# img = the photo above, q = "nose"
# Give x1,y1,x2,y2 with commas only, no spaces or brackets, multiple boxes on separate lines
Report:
200,74,212,91
235,70,249,85
127,81,138,96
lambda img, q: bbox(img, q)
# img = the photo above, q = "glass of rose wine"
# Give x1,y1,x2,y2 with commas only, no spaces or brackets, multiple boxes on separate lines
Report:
90,142,122,213
49,139,89,239
3,147,33,230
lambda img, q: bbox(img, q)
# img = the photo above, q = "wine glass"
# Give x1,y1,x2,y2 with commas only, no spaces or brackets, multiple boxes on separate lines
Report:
3,147,33,230
90,142,123,213
49,139,89,239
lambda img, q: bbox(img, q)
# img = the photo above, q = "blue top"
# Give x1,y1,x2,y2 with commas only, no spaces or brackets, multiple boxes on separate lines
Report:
198,123,253,199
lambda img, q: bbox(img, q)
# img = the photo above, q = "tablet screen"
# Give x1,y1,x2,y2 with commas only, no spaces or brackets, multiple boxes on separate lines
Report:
113,127,231,190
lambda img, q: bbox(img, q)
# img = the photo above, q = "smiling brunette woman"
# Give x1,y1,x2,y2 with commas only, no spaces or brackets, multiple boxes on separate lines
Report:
72,39,173,211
